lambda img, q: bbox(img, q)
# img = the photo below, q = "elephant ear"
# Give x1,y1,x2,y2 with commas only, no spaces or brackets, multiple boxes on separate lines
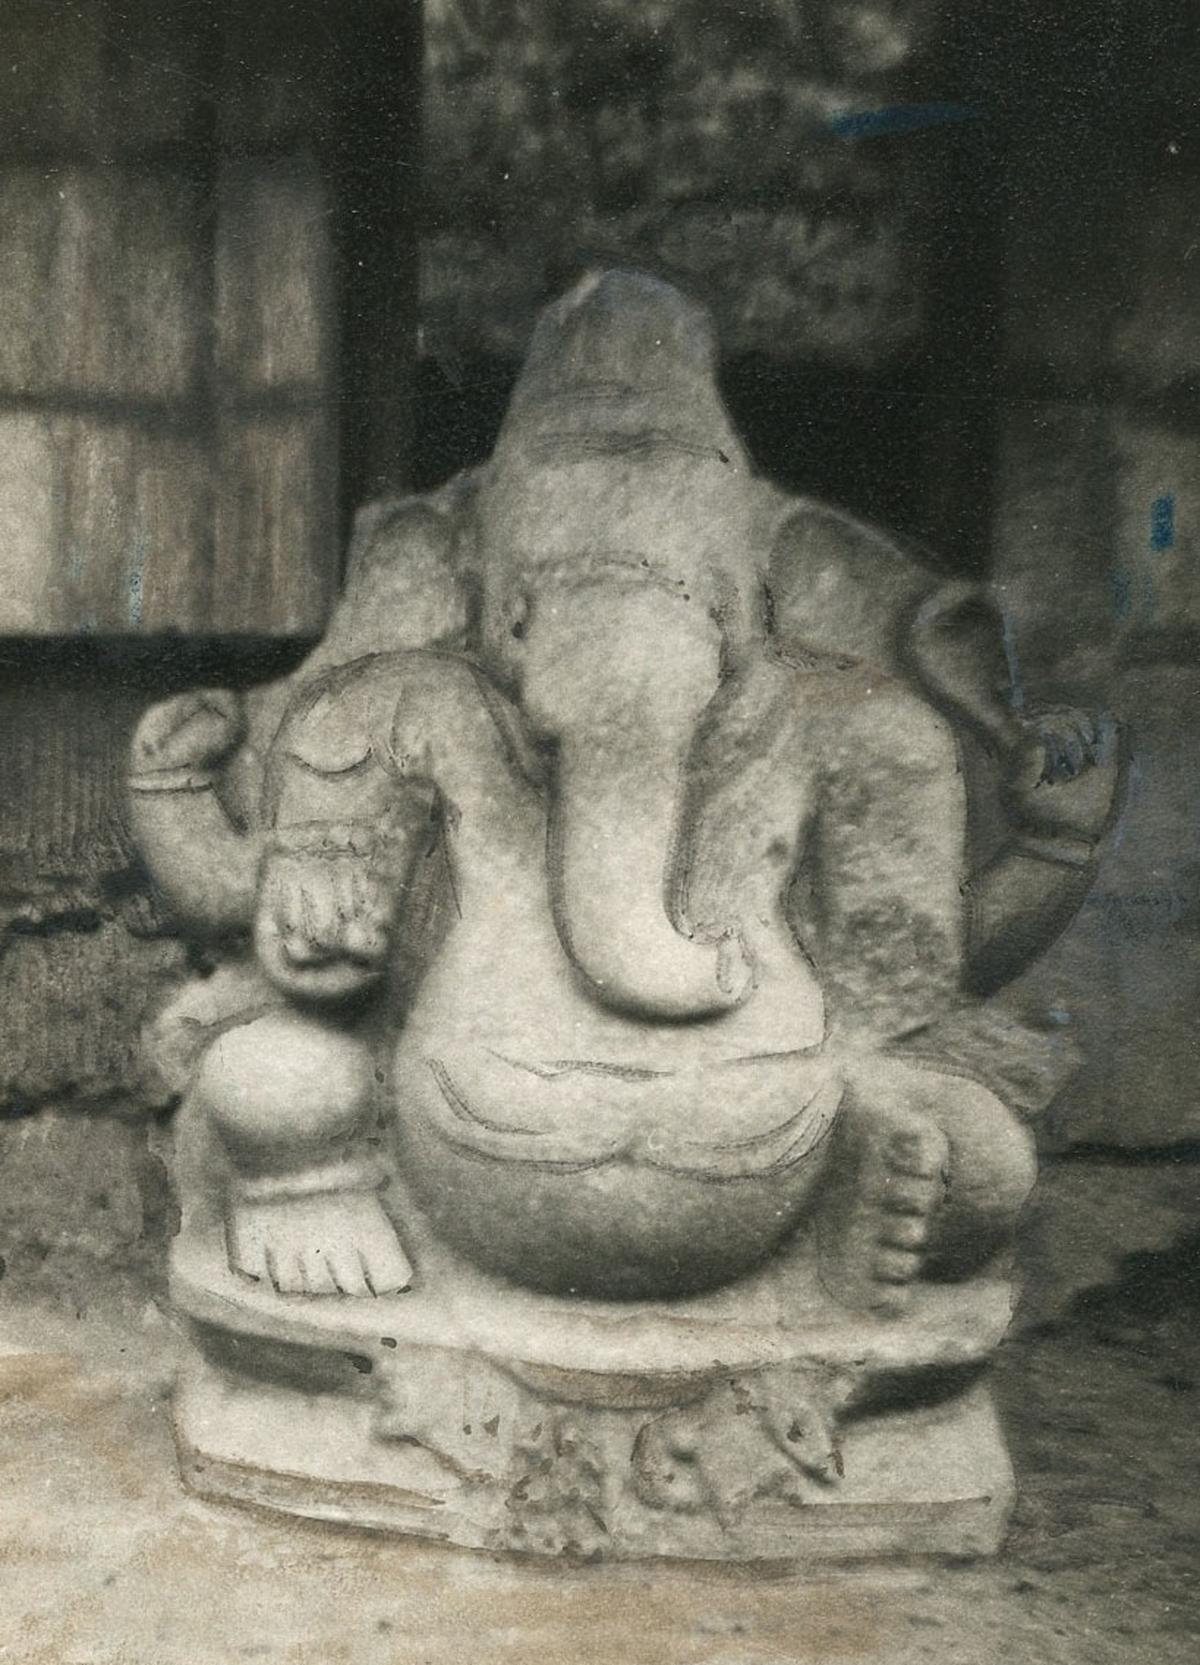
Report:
223,486,478,829
766,499,933,674
902,579,1022,758
766,498,1020,756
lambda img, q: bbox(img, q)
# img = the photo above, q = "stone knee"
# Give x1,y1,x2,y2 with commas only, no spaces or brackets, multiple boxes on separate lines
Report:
913,1073,1037,1279
194,1011,376,1187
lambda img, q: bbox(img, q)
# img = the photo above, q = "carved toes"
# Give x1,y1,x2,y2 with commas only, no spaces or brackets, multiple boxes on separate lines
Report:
226,1191,414,1297
878,1172,939,1216
869,1123,947,1292
877,1212,927,1251
886,1123,946,1181
818,1110,949,1316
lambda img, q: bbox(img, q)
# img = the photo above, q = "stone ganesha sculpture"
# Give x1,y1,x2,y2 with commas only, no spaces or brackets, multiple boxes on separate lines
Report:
129,271,1118,1313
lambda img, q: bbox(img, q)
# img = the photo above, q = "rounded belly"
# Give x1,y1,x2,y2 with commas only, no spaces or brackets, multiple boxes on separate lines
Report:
391,1042,842,1298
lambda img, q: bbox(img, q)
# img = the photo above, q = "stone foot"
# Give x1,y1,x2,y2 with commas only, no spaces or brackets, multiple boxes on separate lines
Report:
227,1189,413,1297
818,1105,949,1317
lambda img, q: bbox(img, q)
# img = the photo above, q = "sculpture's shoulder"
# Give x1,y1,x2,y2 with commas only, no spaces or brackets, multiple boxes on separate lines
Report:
323,471,481,662
227,476,481,816
272,644,488,781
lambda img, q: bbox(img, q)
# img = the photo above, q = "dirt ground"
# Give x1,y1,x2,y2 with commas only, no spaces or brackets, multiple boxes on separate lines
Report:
1,1206,1198,1665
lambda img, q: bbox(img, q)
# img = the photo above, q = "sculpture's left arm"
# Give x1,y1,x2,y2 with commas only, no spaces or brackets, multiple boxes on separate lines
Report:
904,579,1121,993
253,662,437,1003
806,679,968,1048
962,710,1120,994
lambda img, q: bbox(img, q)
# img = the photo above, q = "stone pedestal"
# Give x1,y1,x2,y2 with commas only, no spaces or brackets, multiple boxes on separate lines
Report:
171,1218,1014,1563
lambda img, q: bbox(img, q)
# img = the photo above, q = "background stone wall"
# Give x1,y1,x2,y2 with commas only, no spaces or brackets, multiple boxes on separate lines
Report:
417,0,1001,570
1,0,1196,1314
422,0,948,365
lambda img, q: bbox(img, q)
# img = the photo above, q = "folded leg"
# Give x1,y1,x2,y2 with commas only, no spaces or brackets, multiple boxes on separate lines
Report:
193,1010,412,1296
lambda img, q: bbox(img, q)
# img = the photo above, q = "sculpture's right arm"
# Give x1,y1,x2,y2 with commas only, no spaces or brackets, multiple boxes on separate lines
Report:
128,689,260,936
252,660,440,1002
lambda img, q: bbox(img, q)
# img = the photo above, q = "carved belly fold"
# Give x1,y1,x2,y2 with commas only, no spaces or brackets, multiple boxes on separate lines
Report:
391,1044,843,1298
413,1049,840,1175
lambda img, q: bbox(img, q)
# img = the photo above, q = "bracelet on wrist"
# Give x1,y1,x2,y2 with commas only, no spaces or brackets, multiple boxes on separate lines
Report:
268,821,385,857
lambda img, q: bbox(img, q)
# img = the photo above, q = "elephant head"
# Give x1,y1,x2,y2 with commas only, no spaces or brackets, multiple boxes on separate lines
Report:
473,271,774,1021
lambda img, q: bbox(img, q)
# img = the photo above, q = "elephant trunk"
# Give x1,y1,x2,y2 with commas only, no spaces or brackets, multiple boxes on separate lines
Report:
524,584,750,1022
551,739,748,1020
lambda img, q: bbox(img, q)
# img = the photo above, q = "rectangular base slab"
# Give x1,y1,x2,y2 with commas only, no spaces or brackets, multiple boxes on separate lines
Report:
175,1354,1013,1563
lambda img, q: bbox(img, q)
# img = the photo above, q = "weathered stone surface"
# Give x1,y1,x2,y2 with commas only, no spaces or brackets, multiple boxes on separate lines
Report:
174,1211,1017,1558
0,676,188,1118
2,1255,1200,1662
0,923,185,1113
0,678,141,894
126,271,1119,1559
